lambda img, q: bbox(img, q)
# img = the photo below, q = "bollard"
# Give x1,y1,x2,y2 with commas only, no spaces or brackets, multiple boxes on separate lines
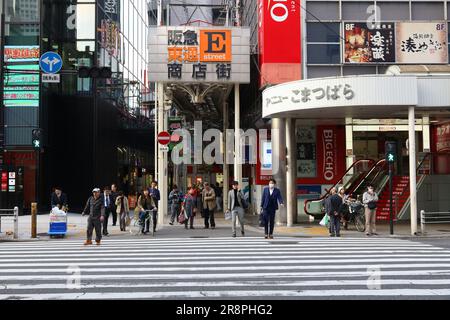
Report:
14,207,19,240
31,202,37,238
420,210,425,236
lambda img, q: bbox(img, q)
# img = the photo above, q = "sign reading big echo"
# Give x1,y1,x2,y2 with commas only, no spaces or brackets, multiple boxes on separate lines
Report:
148,27,250,83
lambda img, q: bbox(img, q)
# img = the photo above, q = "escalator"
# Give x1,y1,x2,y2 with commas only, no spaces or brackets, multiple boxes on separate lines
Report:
304,159,388,218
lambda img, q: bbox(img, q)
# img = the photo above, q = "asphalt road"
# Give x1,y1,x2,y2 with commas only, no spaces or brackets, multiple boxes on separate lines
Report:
1,236,450,300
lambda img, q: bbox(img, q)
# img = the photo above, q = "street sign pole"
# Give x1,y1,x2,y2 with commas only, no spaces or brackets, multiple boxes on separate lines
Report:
389,162,394,235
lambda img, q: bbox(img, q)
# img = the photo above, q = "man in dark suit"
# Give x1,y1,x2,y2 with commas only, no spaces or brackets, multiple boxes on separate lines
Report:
101,186,114,236
110,183,119,226
50,187,68,211
260,179,284,239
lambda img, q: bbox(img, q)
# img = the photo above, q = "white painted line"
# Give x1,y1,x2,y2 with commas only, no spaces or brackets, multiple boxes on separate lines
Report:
2,253,449,263
2,288,450,299
2,257,450,268
4,279,450,290
2,263,450,274
0,249,446,259
1,269,448,281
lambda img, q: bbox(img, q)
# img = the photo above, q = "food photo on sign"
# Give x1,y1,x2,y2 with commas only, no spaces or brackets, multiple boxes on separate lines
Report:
344,22,395,63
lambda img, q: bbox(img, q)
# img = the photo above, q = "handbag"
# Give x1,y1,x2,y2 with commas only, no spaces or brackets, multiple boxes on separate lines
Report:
125,215,131,226
319,214,330,227
367,201,377,210
224,211,232,220
178,212,186,224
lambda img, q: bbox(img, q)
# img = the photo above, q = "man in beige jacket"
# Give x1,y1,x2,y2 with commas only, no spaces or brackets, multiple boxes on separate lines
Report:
201,182,216,229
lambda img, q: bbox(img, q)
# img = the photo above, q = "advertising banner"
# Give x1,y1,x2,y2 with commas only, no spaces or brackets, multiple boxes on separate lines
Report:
343,22,395,63
148,26,250,83
396,22,448,64
258,0,301,87
297,126,316,178
432,122,450,174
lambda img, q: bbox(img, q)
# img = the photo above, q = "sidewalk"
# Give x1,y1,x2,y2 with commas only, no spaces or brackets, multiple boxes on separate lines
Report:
1,211,450,241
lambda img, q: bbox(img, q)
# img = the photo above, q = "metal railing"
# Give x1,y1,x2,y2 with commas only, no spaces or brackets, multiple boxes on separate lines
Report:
0,207,19,239
420,210,450,235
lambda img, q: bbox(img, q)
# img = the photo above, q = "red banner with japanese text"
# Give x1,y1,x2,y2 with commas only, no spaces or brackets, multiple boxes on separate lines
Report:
432,122,450,174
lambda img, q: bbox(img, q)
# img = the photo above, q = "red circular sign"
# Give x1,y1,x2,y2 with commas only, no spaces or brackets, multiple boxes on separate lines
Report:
157,131,171,145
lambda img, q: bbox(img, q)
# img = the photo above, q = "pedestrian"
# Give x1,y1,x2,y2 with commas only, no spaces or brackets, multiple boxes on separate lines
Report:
50,187,68,212
115,191,130,232
201,182,216,229
82,188,105,245
136,189,157,234
110,183,119,226
260,179,284,239
101,186,113,236
148,180,160,209
169,184,182,225
323,187,337,236
182,187,196,229
328,187,346,237
363,185,379,236
227,181,245,238
214,182,223,211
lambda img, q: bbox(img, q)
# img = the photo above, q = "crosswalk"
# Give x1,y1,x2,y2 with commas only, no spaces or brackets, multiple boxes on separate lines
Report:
1,237,450,299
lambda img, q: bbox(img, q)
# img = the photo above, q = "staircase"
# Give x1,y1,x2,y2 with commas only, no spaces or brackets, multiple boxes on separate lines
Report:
376,176,410,221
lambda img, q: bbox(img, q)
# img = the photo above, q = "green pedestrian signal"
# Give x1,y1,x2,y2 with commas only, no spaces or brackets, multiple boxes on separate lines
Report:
385,141,396,163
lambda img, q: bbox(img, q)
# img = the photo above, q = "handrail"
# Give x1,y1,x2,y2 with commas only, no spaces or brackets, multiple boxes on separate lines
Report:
350,159,387,196
303,159,376,215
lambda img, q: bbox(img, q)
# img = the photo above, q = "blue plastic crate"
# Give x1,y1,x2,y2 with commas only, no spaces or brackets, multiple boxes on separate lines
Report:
48,222,67,235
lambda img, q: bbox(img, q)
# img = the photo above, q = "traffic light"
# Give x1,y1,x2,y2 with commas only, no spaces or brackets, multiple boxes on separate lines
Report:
32,129,42,149
77,66,112,78
385,141,397,163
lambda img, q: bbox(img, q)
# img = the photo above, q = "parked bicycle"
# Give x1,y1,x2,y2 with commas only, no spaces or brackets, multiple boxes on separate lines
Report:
341,200,366,232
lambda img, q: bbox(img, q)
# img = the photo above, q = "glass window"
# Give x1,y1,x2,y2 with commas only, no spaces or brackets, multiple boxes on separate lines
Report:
342,2,375,20
412,2,444,20
306,1,339,20
307,44,340,64
76,4,96,39
307,23,340,42
307,66,341,78
378,2,409,21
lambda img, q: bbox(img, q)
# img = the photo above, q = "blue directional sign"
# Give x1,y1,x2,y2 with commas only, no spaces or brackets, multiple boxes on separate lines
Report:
39,52,62,74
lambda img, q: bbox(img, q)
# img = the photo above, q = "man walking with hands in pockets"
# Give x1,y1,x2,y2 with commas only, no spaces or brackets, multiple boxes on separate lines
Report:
227,181,245,238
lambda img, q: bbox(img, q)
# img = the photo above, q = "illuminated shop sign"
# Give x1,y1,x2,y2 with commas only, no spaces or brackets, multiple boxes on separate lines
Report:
4,45,40,63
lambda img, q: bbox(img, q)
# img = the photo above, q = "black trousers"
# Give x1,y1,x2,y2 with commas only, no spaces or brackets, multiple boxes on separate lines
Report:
203,208,215,228
262,210,276,235
87,217,102,242
184,215,194,229
103,208,112,234
111,206,118,225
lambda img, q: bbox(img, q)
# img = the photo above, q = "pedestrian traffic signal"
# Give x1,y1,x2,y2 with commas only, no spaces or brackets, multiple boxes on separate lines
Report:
32,129,42,149
385,141,397,163
77,66,112,78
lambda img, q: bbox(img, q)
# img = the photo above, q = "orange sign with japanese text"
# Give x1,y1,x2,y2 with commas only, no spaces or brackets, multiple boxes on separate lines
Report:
199,30,231,62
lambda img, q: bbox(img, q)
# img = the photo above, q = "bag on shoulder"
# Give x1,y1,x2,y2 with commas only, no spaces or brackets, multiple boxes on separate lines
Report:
367,201,377,210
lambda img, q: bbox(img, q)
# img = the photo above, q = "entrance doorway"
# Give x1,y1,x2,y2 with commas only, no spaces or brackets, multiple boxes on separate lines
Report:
353,131,422,175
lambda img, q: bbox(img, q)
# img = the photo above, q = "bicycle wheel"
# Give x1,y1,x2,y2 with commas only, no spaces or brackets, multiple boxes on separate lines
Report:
130,219,142,235
355,213,366,232
150,214,155,236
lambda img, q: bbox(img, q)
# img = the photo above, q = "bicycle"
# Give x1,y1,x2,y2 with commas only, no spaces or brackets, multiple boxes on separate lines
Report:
342,200,366,232
130,209,156,236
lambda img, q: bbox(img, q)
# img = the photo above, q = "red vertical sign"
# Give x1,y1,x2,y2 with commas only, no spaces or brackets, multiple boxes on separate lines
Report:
258,0,302,87
432,122,450,174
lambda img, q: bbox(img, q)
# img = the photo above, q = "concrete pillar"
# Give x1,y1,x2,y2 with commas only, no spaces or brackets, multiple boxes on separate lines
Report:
272,118,287,225
234,83,242,184
286,118,297,226
223,101,229,212
408,106,418,235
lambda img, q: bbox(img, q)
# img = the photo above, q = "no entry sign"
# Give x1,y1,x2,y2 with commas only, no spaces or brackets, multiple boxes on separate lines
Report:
157,131,171,145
